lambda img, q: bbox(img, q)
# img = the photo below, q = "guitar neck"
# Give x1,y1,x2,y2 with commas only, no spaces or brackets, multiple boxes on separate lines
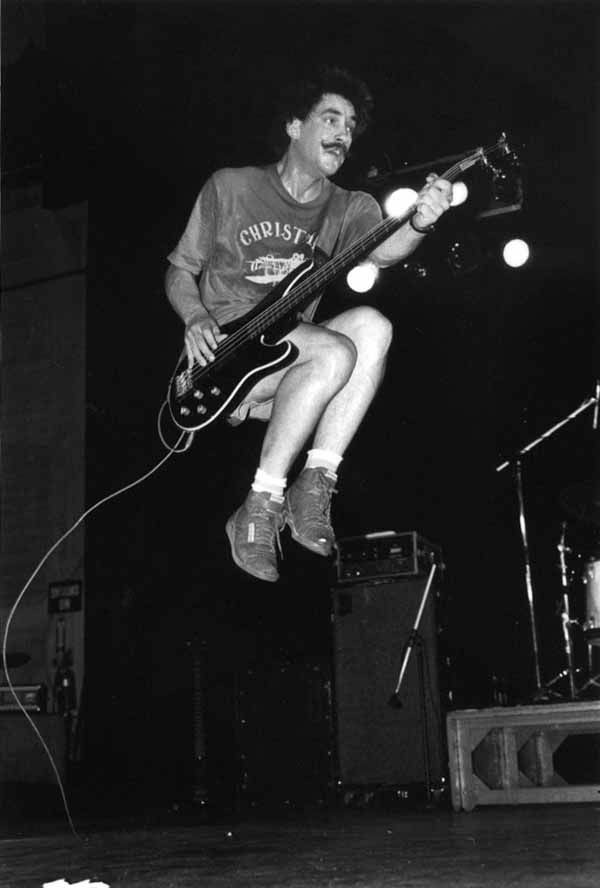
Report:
318,148,479,283
241,139,504,338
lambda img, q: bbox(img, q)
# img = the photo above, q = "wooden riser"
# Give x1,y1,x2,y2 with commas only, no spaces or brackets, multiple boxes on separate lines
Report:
446,701,600,811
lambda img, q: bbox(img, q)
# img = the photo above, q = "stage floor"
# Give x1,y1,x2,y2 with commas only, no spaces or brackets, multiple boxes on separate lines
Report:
2,803,600,888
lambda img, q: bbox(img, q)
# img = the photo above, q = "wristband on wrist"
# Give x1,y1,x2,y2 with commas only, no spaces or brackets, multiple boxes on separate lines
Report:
409,215,435,235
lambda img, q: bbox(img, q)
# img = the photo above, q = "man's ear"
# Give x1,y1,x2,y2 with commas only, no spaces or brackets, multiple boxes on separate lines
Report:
285,118,302,141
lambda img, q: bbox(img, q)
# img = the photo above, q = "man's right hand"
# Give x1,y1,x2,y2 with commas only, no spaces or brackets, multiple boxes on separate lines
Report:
184,313,227,368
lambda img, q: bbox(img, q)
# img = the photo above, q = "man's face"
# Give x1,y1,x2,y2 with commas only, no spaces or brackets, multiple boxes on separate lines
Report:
287,93,357,178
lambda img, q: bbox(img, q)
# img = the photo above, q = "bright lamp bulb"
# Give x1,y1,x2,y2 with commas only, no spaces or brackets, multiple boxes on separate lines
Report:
346,261,379,293
384,188,418,218
450,181,468,207
502,238,530,268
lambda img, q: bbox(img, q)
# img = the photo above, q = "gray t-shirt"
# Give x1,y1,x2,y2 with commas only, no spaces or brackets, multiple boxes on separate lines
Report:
167,164,382,326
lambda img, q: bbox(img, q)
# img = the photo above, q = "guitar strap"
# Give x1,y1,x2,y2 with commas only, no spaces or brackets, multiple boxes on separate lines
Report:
313,187,350,260
296,189,351,323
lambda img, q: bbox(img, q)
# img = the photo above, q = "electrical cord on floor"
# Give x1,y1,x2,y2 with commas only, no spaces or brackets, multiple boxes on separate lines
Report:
1,402,194,838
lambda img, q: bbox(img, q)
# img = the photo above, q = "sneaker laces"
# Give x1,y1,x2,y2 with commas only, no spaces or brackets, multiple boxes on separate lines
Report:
247,499,284,558
306,470,338,525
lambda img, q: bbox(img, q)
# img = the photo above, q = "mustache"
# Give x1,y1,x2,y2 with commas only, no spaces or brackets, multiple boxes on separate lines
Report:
322,141,349,157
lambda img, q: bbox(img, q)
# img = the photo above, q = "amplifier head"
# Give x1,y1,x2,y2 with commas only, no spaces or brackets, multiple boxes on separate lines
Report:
334,530,442,585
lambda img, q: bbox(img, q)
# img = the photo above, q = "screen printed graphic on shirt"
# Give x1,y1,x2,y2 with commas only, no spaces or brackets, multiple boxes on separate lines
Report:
239,219,319,286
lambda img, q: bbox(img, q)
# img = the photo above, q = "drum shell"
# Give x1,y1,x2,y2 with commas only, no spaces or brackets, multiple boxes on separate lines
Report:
583,559,600,646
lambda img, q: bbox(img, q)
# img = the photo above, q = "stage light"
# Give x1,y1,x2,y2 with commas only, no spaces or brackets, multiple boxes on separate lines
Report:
450,181,468,207
346,261,379,293
502,238,530,268
384,187,418,218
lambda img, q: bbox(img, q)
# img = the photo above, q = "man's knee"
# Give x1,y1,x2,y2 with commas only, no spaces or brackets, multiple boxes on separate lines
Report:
318,329,357,384
339,306,393,360
288,323,357,387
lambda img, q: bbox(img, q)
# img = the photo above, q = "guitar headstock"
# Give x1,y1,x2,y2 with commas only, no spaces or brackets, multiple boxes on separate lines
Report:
481,132,522,171
450,133,518,181
477,133,524,217
484,134,523,185
497,131,511,156
479,133,511,165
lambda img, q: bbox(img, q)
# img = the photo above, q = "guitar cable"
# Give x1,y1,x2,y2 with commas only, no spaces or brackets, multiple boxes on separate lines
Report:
1,399,193,837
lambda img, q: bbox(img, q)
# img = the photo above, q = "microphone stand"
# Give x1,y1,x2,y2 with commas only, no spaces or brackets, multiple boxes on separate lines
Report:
496,387,599,701
388,563,437,802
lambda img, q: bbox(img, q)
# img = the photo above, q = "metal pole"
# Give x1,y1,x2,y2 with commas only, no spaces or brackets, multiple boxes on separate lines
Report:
514,458,543,694
389,564,437,700
557,523,577,699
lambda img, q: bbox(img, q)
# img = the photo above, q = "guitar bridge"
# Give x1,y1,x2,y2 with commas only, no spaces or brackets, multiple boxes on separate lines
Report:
174,368,193,398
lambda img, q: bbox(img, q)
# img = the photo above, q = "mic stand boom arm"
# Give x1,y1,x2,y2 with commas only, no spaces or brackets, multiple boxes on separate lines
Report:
496,395,598,473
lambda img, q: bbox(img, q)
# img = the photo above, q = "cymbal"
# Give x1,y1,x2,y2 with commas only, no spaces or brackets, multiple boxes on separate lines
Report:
2,652,30,669
560,481,600,526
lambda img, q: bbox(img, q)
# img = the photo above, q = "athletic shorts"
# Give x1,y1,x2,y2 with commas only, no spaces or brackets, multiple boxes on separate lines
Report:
227,396,274,426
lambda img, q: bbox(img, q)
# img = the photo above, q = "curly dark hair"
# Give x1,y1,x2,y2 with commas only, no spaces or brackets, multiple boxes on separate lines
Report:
269,64,374,156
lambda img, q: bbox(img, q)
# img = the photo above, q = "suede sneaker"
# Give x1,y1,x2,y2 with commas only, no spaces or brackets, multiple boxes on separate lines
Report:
284,467,337,556
225,490,284,582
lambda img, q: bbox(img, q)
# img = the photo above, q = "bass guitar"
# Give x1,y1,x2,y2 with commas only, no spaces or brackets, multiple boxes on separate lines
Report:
167,135,511,432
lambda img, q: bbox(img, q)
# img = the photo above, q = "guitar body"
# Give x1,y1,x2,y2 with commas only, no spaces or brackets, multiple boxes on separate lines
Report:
167,259,315,431
167,336,298,431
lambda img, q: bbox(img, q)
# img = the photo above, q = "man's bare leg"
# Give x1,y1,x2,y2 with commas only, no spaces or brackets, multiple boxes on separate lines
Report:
242,322,358,474
283,306,393,556
226,321,357,581
314,305,393,454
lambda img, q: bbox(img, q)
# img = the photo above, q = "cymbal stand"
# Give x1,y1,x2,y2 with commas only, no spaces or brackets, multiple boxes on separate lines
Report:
579,650,600,694
496,387,599,700
556,521,577,699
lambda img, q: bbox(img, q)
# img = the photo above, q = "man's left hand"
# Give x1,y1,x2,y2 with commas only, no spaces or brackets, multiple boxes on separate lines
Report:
412,173,453,230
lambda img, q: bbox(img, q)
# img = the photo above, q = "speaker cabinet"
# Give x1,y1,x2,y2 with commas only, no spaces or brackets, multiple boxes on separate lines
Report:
236,658,334,806
332,577,445,788
0,714,65,785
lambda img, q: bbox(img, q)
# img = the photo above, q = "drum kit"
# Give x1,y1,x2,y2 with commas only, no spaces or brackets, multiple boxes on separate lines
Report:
552,482,600,699
497,383,600,702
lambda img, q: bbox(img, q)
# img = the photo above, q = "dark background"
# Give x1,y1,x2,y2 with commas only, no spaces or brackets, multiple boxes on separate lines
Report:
3,0,599,811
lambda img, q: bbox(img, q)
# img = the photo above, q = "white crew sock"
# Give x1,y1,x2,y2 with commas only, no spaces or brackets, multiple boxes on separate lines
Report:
304,448,343,476
251,467,286,502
